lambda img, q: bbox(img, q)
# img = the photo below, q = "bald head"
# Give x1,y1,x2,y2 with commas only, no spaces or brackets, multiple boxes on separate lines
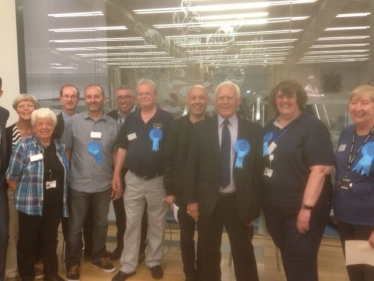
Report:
187,85,209,120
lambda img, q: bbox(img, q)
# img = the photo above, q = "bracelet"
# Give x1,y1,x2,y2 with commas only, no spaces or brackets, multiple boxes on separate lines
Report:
301,203,313,210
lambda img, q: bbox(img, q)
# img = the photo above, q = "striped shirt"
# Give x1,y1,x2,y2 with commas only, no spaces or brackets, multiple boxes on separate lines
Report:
11,125,22,147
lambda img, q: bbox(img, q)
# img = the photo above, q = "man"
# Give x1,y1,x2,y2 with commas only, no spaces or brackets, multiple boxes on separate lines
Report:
111,79,174,281
0,77,10,281
53,84,80,139
107,85,148,262
62,85,118,281
163,85,209,281
184,81,263,281
304,76,321,98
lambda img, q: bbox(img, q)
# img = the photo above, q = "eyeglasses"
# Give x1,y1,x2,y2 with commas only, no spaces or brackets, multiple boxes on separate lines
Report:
17,104,35,109
276,94,296,100
116,95,134,101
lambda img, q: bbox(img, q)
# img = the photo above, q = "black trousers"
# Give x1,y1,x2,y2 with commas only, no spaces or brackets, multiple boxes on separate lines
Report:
199,196,259,281
177,203,203,280
263,201,330,281
113,192,148,252
18,203,62,281
338,220,374,281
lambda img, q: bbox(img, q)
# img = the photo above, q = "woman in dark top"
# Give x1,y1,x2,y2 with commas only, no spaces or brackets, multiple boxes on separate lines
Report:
262,80,335,281
334,85,374,281
6,108,68,281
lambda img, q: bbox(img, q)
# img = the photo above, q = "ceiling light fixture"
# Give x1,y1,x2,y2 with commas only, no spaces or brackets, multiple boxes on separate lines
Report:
48,11,103,17
49,26,127,33
325,26,369,31
49,37,144,43
336,13,370,18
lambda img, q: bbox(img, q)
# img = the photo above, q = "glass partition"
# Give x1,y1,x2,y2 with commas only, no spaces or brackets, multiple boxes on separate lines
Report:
19,0,374,146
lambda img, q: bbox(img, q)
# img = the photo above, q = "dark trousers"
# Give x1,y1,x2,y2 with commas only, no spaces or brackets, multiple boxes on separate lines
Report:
0,176,8,281
113,193,148,252
17,203,62,281
66,188,111,265
199,196,259,281
263,201,330,281
338,220,374,281
177,203,202,280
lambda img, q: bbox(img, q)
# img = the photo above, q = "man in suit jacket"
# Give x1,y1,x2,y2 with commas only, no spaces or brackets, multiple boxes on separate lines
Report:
106,85,148,262
0,77,10,281
164,85,209,281
184,81,263,281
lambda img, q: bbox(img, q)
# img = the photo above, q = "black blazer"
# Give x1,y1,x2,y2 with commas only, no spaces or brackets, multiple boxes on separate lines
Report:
184,115,263,224
163,115,191,204
0,106,9,175
107,109,118,121
52,112,65,140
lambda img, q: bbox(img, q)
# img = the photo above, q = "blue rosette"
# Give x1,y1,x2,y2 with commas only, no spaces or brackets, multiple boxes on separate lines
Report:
263,132,273,156
149,128,163,151
234,139,250,169
352,142,374,176
87,141,104,164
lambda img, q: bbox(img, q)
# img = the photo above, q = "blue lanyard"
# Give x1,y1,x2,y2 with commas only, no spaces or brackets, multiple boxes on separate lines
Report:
273,125,291,143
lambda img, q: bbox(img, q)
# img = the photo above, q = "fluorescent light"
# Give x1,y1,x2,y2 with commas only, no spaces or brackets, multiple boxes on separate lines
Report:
134,0,317,14
306,50,369,54
336,13,370,18
310,43,369,48
317,36,369,41
56,45,157,51
49,26,127,33
325,26,369,31
49,37,144,43
301,54,368,59
75,52,168,57
50,66,78,69
48,11,103,18
197,12,268,21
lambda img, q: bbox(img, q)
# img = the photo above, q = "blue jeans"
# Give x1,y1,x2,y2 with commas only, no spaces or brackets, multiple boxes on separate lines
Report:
0,176,9,281
65,188,111,265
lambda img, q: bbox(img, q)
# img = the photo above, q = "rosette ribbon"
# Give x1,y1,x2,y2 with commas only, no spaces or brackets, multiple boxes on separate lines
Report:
87,141,104,164
149,128,163,151
352,142,374,176
234,139,250,169
263,132,273,156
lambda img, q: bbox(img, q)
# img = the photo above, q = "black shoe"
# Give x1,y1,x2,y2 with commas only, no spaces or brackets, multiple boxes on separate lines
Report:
66,264,80,281
91,258,116,273
44,274,65,281
110,246,123,260
111,270,136,281
150,265,163,279
138,251,145,264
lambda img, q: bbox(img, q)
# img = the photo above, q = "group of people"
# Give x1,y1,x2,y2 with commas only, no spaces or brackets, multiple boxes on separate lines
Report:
0,76,373,281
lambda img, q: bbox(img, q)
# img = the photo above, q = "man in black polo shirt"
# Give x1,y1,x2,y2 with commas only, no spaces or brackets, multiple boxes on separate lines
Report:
111,79,174,281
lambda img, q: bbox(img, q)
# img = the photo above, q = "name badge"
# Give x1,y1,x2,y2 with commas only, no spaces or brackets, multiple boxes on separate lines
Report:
46,180,57,189
128,133,137,141
264,167,273,178
30,154,43,162
338,144,347,152
90,132,102,139
340,178,352,190
268,142,277,155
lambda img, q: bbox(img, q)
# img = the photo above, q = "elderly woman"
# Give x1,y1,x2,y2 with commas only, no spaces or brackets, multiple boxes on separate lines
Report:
262,80,335,281
334,85,374,281
5,94,39,280
6,108,68,281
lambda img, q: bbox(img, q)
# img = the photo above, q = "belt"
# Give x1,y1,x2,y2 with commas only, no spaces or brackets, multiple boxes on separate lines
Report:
132,171,161,180
218,192,235,198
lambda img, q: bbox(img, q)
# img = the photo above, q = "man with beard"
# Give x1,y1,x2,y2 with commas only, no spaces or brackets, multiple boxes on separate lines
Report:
62,85,118,281
163,85,209,281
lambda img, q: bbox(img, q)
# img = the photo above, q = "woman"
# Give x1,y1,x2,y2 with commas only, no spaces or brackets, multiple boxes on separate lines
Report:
262,80,335,281
5,94,40,281
6,108,68,281
334,85,374,281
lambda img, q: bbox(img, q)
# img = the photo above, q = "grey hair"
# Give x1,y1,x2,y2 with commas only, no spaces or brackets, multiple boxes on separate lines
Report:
31,108,57,127
12,94,40,110
137,78,157,94
215,81,241,99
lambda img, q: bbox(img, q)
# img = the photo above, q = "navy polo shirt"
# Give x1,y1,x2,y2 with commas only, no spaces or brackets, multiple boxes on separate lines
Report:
262,111,335,210
117,108,174,177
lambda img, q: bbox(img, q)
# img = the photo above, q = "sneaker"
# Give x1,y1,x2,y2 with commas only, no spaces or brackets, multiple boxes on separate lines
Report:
34,266,44,279
66,264,80,281
92,258,116,273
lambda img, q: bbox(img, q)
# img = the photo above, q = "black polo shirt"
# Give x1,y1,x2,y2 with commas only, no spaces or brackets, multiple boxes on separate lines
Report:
117,108,174,178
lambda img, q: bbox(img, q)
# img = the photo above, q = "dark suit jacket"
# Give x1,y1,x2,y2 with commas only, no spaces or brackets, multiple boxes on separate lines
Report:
184,114,263,224
107,110,118,121
52,112,65,140
0,106,10,175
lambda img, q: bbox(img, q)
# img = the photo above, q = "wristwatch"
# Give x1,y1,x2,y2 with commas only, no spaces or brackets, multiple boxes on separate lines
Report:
301,203,313,210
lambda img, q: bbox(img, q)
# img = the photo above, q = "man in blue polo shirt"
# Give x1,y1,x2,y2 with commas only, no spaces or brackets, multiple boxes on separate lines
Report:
111,78,174,281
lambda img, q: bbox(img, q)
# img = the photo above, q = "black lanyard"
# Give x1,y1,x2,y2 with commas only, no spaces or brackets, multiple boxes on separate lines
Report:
346,126,374,175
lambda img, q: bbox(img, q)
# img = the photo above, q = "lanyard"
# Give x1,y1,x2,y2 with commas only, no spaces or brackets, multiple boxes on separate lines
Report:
273,124,292,143
346,126,374,174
